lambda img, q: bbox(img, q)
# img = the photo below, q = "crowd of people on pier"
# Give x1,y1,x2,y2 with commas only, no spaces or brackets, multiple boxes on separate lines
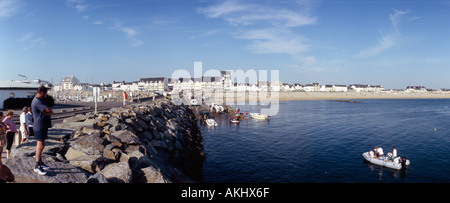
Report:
0,86,54,182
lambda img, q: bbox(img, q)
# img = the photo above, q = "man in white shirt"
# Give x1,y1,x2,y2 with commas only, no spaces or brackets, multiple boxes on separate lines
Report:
392,147,397,158
377,147,384,159
19,107,29,144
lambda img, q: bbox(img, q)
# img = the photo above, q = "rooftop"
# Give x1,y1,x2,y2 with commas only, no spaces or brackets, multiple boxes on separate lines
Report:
0,80,40,90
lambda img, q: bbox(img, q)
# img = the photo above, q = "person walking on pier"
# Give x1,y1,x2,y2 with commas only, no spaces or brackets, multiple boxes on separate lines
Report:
31,86,53,175
123,91,128,107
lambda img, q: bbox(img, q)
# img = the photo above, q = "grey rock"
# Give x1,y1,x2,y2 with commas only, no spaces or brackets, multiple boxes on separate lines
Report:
103,144,122,161
4,154,88,183
113,130,140,145
107,117,120,126
69,155,107,174
135,166,171,183
100,162,133,183
65,134,105,160
87,172,109,183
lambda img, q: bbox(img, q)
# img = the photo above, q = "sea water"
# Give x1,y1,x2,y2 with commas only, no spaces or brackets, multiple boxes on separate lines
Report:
200,99,450,183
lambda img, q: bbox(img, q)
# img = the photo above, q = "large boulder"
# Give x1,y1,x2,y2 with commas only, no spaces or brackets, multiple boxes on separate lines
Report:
65,134,105,160
135,166,170,183
69,155,108,174
100,162,133,183
4,154,89,183
113,130,140,145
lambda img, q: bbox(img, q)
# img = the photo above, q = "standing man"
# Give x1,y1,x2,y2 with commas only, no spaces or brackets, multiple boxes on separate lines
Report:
31,86,52,175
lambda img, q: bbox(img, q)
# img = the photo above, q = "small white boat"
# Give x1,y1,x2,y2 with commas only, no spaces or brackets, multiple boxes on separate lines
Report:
362,152,410,170
230,119,240,123
205,119,217,126
249,113,269,119
210,103,224,113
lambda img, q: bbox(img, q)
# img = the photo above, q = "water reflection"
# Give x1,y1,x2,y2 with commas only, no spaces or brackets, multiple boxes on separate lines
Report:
363,160,407,181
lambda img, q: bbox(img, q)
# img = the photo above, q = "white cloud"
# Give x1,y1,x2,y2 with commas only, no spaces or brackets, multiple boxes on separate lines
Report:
198,0,251,18
235,28,309,55
355,9,409,58
189,29,222,39
0,0,21,18
66,0,88,12
355,33,397,58
19,32,46,49
111,23,143,47
199,0,316,27
19,32,34,42
389,9,409,30
92,21,103,25
198,0,317,56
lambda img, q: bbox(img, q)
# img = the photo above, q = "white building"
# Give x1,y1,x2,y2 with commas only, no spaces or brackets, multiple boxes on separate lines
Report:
304,83,320,92
405,86,427,93
349,84,384,92
139,77,165,91
334,85,348,92
61,76,80,91
320,84,348,92
0,80,40,109
221,71,233,91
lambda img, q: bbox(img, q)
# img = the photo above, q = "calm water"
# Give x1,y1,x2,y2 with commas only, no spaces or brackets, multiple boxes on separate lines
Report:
200,99,450,183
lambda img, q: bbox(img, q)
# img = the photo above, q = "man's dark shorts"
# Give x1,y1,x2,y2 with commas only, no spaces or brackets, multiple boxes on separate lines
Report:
34,128,48,141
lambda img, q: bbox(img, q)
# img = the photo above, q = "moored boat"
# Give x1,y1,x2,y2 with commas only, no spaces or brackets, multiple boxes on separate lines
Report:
249,113,269,119
230,118,240,123
206,118,218,126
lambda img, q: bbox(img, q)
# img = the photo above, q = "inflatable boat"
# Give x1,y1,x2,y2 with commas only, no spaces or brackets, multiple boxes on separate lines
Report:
362,152,410,170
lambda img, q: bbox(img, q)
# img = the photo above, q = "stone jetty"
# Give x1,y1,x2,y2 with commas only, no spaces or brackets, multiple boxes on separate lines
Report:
4,98,205,183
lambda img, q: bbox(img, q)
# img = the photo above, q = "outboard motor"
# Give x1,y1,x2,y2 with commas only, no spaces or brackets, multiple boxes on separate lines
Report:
400,156,407,168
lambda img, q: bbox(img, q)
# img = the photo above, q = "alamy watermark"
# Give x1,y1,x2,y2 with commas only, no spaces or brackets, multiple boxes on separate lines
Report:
170,61,279,116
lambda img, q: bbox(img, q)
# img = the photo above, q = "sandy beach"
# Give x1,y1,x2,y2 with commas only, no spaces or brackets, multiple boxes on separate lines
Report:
213,91,450,103
276,91,450,101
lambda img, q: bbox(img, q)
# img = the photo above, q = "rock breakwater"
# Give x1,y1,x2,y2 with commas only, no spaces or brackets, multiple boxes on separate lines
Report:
4,98,205,183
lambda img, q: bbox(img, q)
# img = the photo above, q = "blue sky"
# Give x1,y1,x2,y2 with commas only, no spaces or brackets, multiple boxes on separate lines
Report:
1,0,449,89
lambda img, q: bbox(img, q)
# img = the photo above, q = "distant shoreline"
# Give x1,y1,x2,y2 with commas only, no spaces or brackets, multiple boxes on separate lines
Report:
277,91,450,101
217,91,450,103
